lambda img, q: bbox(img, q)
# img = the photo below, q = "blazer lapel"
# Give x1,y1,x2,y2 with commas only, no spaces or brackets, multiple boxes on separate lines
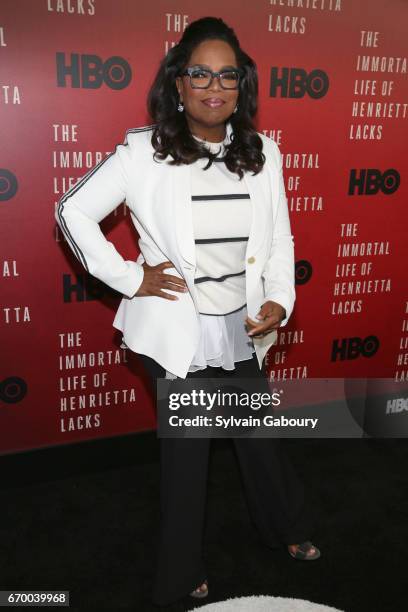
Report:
242,166,269,262
172,121,269,268
173,162,196,267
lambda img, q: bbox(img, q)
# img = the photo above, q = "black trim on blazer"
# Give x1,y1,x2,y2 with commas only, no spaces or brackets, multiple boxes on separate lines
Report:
56,125,155,272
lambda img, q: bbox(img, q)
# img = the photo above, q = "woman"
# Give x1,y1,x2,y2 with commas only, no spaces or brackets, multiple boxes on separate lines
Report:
55,16,321,608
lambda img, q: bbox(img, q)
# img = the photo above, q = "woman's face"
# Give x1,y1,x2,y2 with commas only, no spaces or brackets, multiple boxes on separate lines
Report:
175,39,239,137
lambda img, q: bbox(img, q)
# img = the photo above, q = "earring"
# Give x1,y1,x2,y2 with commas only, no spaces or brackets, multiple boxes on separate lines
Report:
233,104,238,114
177,100,184,112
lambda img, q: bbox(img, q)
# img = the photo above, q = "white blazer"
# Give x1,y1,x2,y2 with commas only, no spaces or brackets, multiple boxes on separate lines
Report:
55,121,295,379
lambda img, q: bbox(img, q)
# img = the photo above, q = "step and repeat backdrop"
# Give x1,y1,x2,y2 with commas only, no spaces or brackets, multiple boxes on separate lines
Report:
1,0,407,454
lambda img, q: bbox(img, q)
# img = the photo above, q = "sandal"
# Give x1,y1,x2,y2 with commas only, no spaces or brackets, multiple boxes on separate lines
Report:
288,541,321,561
189,579,209,599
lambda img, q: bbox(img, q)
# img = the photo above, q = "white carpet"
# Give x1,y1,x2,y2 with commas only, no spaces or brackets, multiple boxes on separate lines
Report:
187,595,345,612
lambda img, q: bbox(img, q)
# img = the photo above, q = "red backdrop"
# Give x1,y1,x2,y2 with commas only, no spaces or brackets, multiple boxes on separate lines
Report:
1,0,407,454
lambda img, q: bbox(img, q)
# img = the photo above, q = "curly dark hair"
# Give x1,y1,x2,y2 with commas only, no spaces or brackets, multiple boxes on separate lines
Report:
146,16,265,179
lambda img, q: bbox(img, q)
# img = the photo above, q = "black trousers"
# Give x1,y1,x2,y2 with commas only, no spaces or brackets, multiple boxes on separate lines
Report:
139,352,316,607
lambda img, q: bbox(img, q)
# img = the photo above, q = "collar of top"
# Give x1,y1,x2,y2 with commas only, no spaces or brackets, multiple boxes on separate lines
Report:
191,120,233,155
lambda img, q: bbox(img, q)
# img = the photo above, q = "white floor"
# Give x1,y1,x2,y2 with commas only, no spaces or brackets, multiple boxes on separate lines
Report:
187,595,345,612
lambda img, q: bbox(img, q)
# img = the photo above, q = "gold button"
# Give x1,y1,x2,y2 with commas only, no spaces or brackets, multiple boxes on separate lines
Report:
247,256,256,264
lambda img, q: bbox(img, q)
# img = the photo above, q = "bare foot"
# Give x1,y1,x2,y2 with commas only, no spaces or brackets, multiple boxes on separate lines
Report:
288,543,317,557
191,581,208,595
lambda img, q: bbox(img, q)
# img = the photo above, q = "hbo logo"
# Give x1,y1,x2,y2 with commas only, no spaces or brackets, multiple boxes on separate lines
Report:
348,168,400,195
331,336,379,361
270,67,329,99
56,53,132,90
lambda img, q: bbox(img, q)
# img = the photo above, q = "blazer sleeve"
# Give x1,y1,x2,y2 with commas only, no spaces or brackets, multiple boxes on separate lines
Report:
261,138,296,327
54,131,144,299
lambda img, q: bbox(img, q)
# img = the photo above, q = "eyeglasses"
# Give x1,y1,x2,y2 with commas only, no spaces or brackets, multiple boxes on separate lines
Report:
179,66,244,90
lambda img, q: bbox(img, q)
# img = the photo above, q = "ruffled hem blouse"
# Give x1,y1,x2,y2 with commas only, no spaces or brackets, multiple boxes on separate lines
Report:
166,130,255,379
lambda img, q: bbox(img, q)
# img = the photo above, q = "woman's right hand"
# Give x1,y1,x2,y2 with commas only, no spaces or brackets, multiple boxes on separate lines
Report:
135,261,189,300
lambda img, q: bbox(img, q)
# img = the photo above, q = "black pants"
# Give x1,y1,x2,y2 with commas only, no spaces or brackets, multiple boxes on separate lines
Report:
139,352,316,607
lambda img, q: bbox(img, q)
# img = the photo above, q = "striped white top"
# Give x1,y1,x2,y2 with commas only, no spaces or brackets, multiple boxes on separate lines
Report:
165,132,255,379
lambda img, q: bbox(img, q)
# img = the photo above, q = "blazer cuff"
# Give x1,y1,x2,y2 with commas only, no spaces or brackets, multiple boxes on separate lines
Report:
125,261,145,298
92,259,144,299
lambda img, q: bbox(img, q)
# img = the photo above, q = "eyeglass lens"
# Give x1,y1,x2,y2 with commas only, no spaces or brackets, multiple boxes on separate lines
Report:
190,69,239,89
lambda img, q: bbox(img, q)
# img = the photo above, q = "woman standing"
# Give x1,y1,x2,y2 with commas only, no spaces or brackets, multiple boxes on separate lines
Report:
56,16,321,608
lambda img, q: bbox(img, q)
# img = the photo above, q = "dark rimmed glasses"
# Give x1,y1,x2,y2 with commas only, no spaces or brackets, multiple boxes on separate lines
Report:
179,66,244,90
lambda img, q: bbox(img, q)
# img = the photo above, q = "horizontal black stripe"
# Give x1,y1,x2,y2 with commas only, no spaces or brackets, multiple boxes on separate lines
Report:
194,270,245,284
199,303,247,316
192,193,250,201
195,236,248,244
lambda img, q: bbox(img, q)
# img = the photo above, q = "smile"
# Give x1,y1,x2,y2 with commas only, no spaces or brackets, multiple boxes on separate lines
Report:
202,99,225,108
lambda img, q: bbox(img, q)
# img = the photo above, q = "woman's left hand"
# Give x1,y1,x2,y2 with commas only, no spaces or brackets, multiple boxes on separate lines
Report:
245,300,286,338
